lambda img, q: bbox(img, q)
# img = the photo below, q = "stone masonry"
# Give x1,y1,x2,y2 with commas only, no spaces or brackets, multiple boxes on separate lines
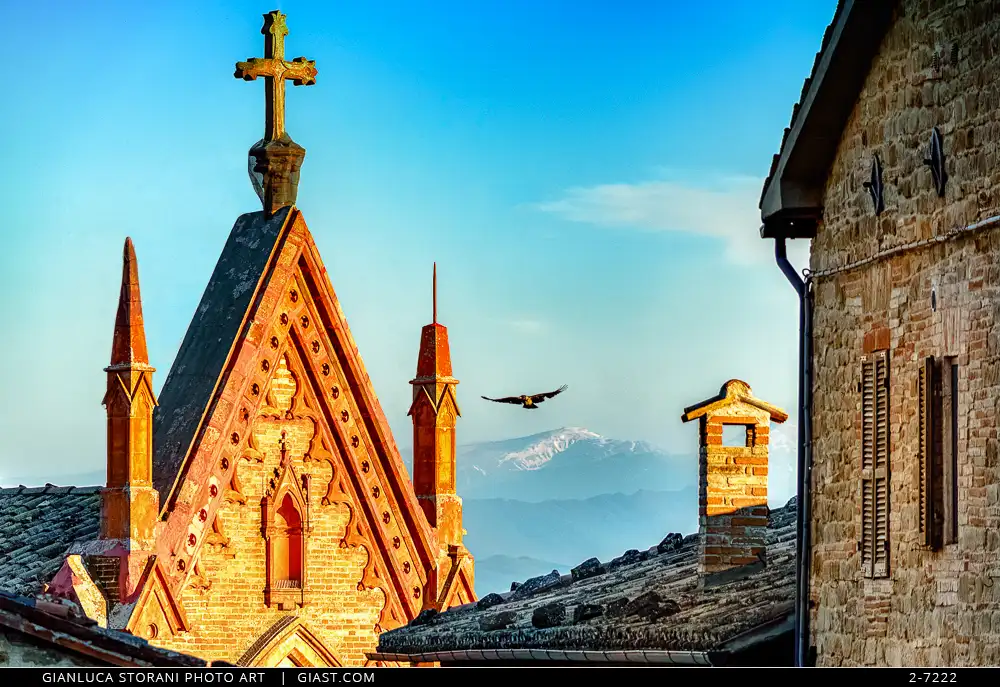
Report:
807,0,1000,667
682,380,788,579
0,630,103,668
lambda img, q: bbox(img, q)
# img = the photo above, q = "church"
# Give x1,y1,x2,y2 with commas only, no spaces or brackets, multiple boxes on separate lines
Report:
0,10,475,668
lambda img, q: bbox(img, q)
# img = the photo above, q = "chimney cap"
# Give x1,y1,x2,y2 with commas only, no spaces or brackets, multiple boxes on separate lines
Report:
680,379,788,423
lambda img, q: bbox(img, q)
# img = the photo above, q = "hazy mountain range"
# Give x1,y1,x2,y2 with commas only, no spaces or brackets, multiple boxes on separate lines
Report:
451,426,694,501
1,425,796,598
410,425,797,595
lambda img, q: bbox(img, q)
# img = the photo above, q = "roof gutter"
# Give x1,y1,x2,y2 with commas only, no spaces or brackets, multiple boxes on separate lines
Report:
368,648,715,666
772,237,814,668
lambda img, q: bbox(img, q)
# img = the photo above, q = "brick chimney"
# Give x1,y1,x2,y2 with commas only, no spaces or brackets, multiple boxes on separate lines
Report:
681,380,788,585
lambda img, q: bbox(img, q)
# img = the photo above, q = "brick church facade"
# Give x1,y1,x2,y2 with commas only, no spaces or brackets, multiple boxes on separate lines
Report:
0,11,474,668
760,0,1000,666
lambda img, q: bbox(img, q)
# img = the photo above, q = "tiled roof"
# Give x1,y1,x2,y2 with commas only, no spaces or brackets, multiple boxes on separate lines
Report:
758,0,897,233
152,207,292,502
375,499,797,658
0,589,209,667
759,0,847,208
0,485,101,596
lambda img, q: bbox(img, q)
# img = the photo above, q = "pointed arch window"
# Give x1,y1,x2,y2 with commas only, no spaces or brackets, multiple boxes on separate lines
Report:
262,468,312,609
273,494,303,585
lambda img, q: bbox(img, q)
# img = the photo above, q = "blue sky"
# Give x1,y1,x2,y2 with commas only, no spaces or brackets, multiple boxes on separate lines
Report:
0,0,832,492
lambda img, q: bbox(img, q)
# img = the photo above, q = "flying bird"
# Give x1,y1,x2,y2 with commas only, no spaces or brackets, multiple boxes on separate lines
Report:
481,385,568,409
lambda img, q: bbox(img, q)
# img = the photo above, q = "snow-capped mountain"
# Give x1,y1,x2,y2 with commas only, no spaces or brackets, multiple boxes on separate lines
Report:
453,426,799,595
491,427,662,471
448,427,694,502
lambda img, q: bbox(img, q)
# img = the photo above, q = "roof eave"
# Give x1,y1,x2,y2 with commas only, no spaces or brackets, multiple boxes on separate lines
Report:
759,0,896,240
367,648,716,666
759,208,823,241
714,612,796,656
0,591,205,667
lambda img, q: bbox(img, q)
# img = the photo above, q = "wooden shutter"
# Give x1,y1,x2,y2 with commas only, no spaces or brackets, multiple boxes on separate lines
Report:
860,350,890,578
918,356,935,547
942,358,958,546
860,355,875,577
872,351,890,577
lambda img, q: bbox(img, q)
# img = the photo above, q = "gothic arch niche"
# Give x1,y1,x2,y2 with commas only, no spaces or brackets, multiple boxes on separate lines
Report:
273,494,304,584
237,617,342,668
262,467,312,609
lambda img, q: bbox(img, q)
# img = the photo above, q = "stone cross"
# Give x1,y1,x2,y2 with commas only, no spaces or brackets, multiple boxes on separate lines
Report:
235,11,317,143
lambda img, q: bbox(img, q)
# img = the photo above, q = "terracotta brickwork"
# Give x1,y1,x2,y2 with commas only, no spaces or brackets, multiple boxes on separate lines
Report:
808,1,1000,666
133,219,435,665
147,357,384,665
407,268,475,609
33,211,473,669
682,380,787,578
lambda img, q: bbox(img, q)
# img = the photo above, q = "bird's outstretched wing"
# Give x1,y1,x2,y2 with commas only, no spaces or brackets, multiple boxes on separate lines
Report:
482,395,524,405
529,384,568,404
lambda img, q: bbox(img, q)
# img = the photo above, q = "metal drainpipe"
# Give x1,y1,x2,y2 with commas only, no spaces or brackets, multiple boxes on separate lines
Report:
774,237,813,668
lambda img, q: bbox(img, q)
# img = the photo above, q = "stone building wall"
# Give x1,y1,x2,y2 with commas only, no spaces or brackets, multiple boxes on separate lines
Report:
0,629,104,667
809,0,1000,666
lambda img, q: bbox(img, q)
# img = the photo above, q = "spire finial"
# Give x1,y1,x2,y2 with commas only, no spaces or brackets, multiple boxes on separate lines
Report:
433,262,437,324
109,237,150,367
234,11,317,215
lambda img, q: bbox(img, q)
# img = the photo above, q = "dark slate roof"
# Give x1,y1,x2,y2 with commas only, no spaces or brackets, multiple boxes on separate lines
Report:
0,485,101,596
0,589,210,667
153,206,292,502
375,499,797,658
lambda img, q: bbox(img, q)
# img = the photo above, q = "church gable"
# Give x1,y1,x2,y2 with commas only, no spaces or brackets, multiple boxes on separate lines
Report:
153,206,294,502
124,559,189,641
153,210,437,632
145,337,400,664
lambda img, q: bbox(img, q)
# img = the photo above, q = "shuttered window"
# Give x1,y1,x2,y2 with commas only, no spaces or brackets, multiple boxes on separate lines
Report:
860,351,890,578
918,357,934,547
918,355,959,550
942,358,959,546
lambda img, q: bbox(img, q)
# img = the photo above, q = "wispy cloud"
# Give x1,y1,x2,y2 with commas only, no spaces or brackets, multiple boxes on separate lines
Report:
532,174,810,267
506,318,547,334
769,422,799,454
